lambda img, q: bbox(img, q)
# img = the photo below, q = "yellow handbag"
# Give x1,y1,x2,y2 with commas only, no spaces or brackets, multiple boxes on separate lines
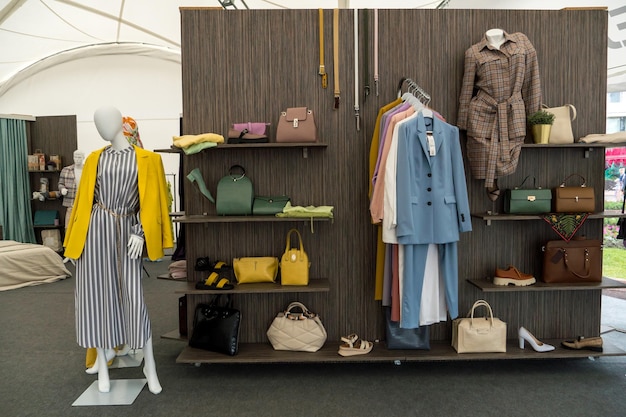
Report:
280,229,310,286
233,257,279,284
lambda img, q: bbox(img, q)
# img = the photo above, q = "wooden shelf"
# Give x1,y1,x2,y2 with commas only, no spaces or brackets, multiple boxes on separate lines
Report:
155,142,327,154
472,211,625,225
174,215,332,224
28,169,60,173
176,339,626,365
176,278,330,295
468,276,626,292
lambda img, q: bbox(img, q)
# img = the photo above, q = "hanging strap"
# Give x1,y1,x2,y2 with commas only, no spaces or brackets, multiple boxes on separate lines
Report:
353,9,360,130
318,9,327,89
361,8,370,103
333,8,340,109
373,8,379,96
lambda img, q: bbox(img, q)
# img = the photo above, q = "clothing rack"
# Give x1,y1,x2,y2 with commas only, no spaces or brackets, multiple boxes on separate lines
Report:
396,77,431,106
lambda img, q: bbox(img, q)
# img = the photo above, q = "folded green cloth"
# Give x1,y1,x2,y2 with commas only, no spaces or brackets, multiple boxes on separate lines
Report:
182,141,218,155
276,202,334,218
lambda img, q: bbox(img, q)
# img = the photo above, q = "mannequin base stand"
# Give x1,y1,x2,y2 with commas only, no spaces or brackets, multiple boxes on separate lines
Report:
72,379,146,406
75,351,146,406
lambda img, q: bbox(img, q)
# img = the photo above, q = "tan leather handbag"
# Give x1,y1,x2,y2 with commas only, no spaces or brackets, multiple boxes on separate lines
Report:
276,107,317,143
541,238,602,283
553,174,595,213
452,300,507,353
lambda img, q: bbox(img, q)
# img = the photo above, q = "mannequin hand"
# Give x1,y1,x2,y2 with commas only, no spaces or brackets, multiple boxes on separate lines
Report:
127,234,144,259
60,187,68,196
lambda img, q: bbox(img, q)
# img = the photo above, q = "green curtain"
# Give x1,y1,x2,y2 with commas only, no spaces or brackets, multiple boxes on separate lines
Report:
0,118,36,243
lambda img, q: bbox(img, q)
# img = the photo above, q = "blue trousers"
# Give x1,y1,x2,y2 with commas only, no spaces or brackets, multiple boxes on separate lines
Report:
401,242,459,328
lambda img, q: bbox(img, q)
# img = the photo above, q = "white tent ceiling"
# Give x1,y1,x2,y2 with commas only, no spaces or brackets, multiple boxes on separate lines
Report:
1,0,625,96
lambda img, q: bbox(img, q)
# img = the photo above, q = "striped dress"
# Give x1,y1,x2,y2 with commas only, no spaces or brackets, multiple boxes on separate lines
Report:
75,146,150,349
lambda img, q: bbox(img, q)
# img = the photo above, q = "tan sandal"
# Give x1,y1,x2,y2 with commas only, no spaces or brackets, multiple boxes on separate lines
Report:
338,333,373,357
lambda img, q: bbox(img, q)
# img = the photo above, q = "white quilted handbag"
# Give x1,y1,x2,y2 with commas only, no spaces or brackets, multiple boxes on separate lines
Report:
266,302,327,352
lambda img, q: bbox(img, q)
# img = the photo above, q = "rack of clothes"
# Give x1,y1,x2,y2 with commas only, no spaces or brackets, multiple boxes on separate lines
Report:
368,77,472,330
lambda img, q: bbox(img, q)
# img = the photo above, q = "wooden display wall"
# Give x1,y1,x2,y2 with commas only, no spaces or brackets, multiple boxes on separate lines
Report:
180,8,608,343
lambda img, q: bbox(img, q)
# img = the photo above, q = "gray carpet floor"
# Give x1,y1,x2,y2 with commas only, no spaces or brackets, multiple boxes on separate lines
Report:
2,256,626,417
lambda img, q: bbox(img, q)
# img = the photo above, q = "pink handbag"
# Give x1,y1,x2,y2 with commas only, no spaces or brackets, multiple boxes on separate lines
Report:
232,122,269,135
275,107,317,143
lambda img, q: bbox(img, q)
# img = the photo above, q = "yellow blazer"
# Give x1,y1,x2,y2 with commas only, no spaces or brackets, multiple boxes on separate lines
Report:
63,145,174,261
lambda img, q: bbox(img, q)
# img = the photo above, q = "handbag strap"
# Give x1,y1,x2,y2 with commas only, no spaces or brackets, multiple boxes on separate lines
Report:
228,164,246,181
562,247,592,279
542,103,577,121
559,173,587,187
285,301,316,319
468,300,494,327
318,9,327,89
333,8,340,109
516,175,537,189
285,228,304,253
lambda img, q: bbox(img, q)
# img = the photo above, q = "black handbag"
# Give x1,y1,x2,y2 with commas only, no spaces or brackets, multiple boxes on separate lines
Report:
384,307,430,350
189,295,241,356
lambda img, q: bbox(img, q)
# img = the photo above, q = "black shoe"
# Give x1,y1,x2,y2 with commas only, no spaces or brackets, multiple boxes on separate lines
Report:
194,257,212,271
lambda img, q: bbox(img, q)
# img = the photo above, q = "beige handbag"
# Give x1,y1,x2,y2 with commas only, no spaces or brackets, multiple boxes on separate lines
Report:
276,107,318,143
266,302,327,352
542,104,577,144
452,300,507,353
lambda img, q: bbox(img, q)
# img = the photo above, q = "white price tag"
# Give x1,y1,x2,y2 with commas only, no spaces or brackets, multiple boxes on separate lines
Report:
427,133,436,156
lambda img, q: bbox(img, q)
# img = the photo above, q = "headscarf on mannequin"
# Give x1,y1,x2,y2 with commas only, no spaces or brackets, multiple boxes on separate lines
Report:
122,116,143,148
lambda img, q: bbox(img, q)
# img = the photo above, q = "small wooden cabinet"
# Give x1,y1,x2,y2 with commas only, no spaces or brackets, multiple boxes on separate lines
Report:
26,115,77,246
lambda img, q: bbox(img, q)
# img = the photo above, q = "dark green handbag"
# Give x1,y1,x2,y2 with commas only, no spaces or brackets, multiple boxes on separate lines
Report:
504,176,552,214
216,165,254,215
252,196,290,215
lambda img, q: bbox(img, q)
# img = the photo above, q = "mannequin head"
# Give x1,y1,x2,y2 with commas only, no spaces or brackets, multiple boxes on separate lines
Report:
94,106,123,142
73,150,85,167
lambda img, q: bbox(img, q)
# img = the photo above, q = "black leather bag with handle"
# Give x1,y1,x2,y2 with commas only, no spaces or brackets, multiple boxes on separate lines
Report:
189,295,241,356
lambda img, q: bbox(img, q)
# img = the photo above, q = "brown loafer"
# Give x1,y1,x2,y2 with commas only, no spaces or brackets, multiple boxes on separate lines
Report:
494,265,536,286
561,336,603,352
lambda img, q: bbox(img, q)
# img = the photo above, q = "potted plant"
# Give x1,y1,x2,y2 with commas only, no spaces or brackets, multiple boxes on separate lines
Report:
527,110,555,144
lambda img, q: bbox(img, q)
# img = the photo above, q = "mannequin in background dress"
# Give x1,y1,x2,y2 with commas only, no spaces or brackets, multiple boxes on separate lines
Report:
64,106,173,394
58,150,85,228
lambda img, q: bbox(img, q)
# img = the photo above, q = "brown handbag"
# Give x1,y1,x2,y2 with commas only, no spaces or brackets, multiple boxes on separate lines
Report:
275,107,317,143
541,238,602,283
553,174,595,213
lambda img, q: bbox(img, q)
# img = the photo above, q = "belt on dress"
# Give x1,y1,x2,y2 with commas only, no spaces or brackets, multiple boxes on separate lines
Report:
476,91,523,163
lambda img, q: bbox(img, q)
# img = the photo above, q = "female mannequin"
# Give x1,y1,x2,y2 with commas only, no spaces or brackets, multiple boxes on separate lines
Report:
64,106,173,394
457,28,542,201
58,149,85,228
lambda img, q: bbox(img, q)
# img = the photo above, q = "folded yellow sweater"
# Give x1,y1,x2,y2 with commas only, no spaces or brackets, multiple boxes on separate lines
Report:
173,133,224,148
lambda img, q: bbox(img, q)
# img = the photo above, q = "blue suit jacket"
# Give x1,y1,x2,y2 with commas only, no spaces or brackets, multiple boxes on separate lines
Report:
396,113,472,245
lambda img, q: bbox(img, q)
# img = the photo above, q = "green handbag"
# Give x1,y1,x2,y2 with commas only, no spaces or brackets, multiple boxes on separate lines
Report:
252,196,290,215
216,165,254,215
504,176,552,214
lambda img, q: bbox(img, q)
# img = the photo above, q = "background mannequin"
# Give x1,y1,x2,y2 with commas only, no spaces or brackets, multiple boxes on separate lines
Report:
63,106,173,395
58,149,85,228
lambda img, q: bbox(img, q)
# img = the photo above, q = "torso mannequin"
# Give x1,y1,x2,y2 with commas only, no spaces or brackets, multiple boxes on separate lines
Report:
485,28,505,50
